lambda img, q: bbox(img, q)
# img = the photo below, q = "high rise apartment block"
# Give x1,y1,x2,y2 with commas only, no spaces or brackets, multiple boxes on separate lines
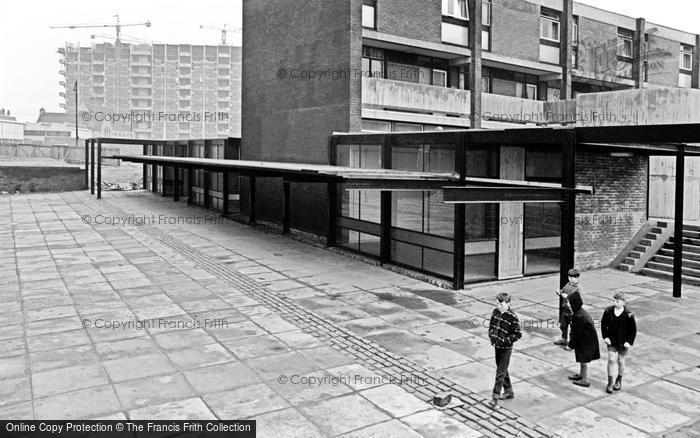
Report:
59,42,241,140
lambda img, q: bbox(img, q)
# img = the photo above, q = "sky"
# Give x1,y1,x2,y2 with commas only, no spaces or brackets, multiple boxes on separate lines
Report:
0,0,242,122
0,0,698,123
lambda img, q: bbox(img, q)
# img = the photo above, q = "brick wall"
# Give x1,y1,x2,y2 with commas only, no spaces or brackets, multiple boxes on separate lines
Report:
574,151,648,269
376,0,442,44
0,166,84,193
490,0,540,62
242,0,363,234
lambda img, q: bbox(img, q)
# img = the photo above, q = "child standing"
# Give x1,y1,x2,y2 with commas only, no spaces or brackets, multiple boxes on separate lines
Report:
601,292,637,393
567,291,600,386
555,268,582,348
488,292,522,407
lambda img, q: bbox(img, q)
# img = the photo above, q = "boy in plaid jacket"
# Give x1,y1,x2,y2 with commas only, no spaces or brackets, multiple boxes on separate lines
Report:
488,292,522,408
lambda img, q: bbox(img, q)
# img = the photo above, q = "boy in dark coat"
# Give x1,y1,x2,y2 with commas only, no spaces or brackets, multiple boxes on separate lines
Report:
601,292,637,393
488,292,522,408
567,290,599,387
554,268,582,348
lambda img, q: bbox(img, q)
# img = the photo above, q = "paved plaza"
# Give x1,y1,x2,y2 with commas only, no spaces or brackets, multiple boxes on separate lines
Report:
0,191,699,437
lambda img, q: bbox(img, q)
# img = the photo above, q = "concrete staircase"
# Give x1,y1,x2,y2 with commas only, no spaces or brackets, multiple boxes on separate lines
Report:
616,221,700,285
641,223,700,285
617,220,671,273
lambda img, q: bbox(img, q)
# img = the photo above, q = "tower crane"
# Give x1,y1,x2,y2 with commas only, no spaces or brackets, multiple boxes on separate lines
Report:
199,24,241,45
51,15,151,43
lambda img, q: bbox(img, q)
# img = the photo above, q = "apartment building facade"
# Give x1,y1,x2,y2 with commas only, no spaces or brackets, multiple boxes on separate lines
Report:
59,42,242,140
242,0,699,284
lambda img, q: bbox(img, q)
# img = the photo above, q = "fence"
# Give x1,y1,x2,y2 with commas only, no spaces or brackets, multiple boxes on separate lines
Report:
0,143,120,166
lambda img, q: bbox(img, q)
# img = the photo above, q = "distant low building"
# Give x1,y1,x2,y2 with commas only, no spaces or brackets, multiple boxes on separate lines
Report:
23,108,91,146
0,109,25,144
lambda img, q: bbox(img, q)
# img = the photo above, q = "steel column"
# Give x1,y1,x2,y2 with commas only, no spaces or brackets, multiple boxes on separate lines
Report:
673,146,685,298
282,181,291,233
560,132,576,306
249,176,256,224
97,140,102,200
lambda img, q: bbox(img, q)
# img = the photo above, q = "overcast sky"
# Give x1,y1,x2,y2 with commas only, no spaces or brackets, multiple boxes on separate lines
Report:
0,0,697,123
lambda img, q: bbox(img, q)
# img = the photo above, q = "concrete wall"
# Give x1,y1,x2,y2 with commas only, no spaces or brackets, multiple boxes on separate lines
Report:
575,16,620,82
646,32,681,87
491,0,541,63
574,152,648,269
0,166,84,193
242,0,363,234
573,87,700,127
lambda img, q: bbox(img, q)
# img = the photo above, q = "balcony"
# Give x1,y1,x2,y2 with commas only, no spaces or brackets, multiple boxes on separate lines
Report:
362,77,546,125
546,87,700,127
132,58,152,66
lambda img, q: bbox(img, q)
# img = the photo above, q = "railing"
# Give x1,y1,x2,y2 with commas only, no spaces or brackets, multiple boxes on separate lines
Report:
0,143,120,165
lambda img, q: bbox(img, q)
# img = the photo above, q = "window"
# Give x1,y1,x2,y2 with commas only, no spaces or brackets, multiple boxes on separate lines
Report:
442,0,468,20
643,61,648,82
482,0,491,25
362,1,376,29
482,30,490,51
515,83,537,100
572,17,579,46
540,11,560,42
618,29,633,58
362,47,384,79
526,84,538,100
481,76,490,93
681,44,693,71
432,69,447,87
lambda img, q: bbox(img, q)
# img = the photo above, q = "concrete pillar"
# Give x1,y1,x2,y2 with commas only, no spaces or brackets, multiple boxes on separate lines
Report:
692,34,700,89
633,18,646,88
468,0,482,128
560,0,574,100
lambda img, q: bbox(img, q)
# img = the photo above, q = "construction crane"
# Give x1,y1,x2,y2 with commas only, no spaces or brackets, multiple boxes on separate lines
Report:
51,15,151,43
199,24,241,45
90,33,163,45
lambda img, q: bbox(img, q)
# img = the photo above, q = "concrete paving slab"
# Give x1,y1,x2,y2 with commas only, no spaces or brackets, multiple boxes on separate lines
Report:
3,191,700,437
299,393,392,436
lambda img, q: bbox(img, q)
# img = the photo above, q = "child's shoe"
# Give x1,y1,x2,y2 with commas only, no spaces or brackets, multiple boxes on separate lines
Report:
613,375,622,391
573,380,590,387
554,339,567,346
606,376,613,394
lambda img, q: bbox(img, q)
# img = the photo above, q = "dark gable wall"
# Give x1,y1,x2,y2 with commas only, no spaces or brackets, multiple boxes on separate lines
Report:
376,0,442,43
242,0,363,234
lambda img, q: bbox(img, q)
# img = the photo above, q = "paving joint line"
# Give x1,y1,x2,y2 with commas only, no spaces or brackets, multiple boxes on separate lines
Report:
82,197,556,438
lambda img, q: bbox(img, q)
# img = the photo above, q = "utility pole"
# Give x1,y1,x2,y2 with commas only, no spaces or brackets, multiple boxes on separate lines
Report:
74,81,79,150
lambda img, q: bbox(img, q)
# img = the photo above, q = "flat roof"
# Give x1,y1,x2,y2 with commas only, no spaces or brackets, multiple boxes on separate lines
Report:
110,154,460,189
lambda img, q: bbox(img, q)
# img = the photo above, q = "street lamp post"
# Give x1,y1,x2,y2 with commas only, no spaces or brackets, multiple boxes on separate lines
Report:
74,81,79,150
